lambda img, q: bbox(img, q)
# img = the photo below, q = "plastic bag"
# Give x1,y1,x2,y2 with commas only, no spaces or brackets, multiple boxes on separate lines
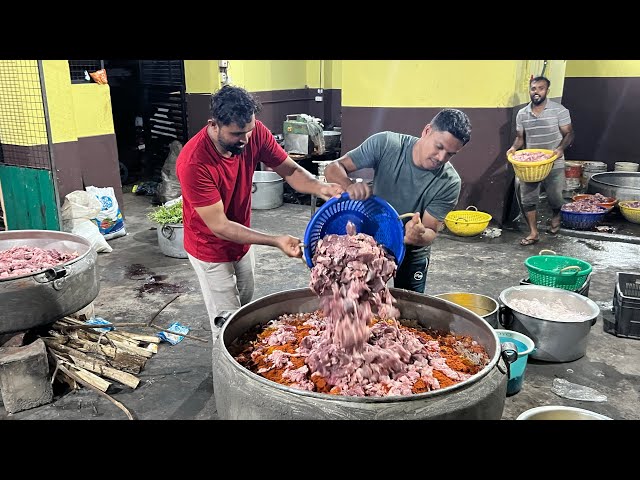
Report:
551,378,607,402
85,185,127,240
89,69,108,85
156,140,183,204
60,190,112,253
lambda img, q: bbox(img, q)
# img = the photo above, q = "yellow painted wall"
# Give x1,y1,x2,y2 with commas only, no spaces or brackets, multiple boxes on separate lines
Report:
41,60,77,144
341,60,567,108
305,60,341,89
184,60,220,93
71,84,114,138
230,60,307,91
0,60,48,145
41,60,114,142
183,60,337,93
566,60,640,77
326,60,342,89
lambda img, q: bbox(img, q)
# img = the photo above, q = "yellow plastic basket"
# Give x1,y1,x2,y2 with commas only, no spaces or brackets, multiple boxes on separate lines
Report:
444,206,492,237
508,148,558,182
619,200,640,224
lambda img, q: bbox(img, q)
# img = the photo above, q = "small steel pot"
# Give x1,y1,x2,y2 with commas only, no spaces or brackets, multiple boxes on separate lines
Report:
498,285,600,362
434,292,499,328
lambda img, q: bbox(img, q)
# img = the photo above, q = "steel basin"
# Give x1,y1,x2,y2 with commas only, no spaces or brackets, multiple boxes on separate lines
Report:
0,230,100,334
212,287,509,420
587,171,640,201
498,285,600,362
434,292,499,328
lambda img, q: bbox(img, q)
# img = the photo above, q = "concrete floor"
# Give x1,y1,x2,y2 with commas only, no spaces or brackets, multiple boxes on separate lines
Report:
2,191,639,420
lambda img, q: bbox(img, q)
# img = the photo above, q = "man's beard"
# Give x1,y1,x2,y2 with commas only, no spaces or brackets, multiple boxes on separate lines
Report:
221,141,245,156
531,96,545,106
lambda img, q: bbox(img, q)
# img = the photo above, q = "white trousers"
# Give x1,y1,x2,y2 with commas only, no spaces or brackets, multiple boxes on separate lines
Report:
187,247,255,334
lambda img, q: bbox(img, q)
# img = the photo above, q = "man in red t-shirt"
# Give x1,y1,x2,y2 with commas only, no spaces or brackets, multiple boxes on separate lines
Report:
176,85,343,341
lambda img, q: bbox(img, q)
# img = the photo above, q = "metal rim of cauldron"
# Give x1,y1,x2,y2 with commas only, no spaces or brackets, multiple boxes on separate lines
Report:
589,171,640,190
0,229,94,283
216,287,504,404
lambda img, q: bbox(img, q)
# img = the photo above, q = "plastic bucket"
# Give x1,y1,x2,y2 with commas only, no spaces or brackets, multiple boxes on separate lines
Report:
564,161,583,190
581,161,607,189
495,329,535,395
614,162,639,172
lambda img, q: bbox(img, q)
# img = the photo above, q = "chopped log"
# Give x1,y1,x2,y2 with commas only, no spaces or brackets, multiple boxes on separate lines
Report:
47,347,134,420
117,331,161,344
145,343,158,354
66,329,154,359
65,338,146,374
62,360,111,392
69,355,140,389
43,340,140,389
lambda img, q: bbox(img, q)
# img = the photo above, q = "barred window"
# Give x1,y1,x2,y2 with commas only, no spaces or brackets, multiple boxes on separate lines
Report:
69,60,104,83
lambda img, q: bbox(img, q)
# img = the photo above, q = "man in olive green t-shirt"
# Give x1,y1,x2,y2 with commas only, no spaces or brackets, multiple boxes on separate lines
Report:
324,108,472,293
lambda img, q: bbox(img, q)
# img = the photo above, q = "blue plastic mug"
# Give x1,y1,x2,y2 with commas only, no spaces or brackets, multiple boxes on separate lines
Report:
495,329,535,395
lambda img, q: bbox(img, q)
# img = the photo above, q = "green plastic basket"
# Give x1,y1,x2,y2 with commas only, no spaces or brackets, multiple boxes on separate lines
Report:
524,249,593,291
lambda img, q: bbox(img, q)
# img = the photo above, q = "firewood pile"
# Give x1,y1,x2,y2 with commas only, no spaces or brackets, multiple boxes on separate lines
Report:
41,316,162,419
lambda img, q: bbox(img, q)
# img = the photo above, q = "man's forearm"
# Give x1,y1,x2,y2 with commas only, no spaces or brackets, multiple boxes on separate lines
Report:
510,138,524,150
285,168,325,196
324,162,354,190
558,132,574,151
210,220,279,247
406,228,437,247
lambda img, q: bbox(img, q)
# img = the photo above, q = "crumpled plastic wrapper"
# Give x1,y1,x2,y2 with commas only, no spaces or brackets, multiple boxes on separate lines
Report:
551,378,607,402
481,227,502,238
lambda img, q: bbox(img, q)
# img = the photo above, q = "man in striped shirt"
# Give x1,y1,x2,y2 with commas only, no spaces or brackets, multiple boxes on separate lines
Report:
507,76,575,246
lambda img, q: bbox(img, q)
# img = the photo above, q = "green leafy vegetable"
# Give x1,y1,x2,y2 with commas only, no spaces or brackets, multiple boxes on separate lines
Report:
148,201,183,225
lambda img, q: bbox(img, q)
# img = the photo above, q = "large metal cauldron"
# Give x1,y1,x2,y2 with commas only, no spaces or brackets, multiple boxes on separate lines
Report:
212,288,509,420
587,171,640,201
0,230,100,334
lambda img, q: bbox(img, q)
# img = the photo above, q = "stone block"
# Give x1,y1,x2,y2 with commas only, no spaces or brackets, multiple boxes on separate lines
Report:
0,339,53,414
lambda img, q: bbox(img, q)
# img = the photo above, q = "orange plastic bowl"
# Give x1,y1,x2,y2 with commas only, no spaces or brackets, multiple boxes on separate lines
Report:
571,194,617,211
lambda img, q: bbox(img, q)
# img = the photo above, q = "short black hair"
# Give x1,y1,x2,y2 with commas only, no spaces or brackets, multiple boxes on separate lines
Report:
209,85,262,127
431,108,472,146
530,76,551,88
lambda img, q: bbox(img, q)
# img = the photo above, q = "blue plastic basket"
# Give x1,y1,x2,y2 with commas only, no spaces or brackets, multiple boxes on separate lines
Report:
560,206,608,230
303,193,406,268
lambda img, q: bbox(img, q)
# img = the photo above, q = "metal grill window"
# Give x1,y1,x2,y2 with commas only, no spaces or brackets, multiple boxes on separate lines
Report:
140,60,184,86
0,60,52,169
69,60,104,83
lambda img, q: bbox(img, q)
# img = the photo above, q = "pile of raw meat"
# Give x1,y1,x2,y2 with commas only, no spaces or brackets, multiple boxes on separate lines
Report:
511,150,554,162
0,245,79,279
561,202,607,213
232,222,489,397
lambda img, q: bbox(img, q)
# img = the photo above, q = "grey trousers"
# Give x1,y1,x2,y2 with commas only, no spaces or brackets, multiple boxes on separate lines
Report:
519,168,565,211
187,247,255,336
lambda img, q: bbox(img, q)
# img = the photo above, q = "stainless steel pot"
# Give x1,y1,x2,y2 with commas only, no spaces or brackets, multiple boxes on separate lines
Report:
212,288,511,420
498,285,600,362
434,292,499,328
0,230,100,334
